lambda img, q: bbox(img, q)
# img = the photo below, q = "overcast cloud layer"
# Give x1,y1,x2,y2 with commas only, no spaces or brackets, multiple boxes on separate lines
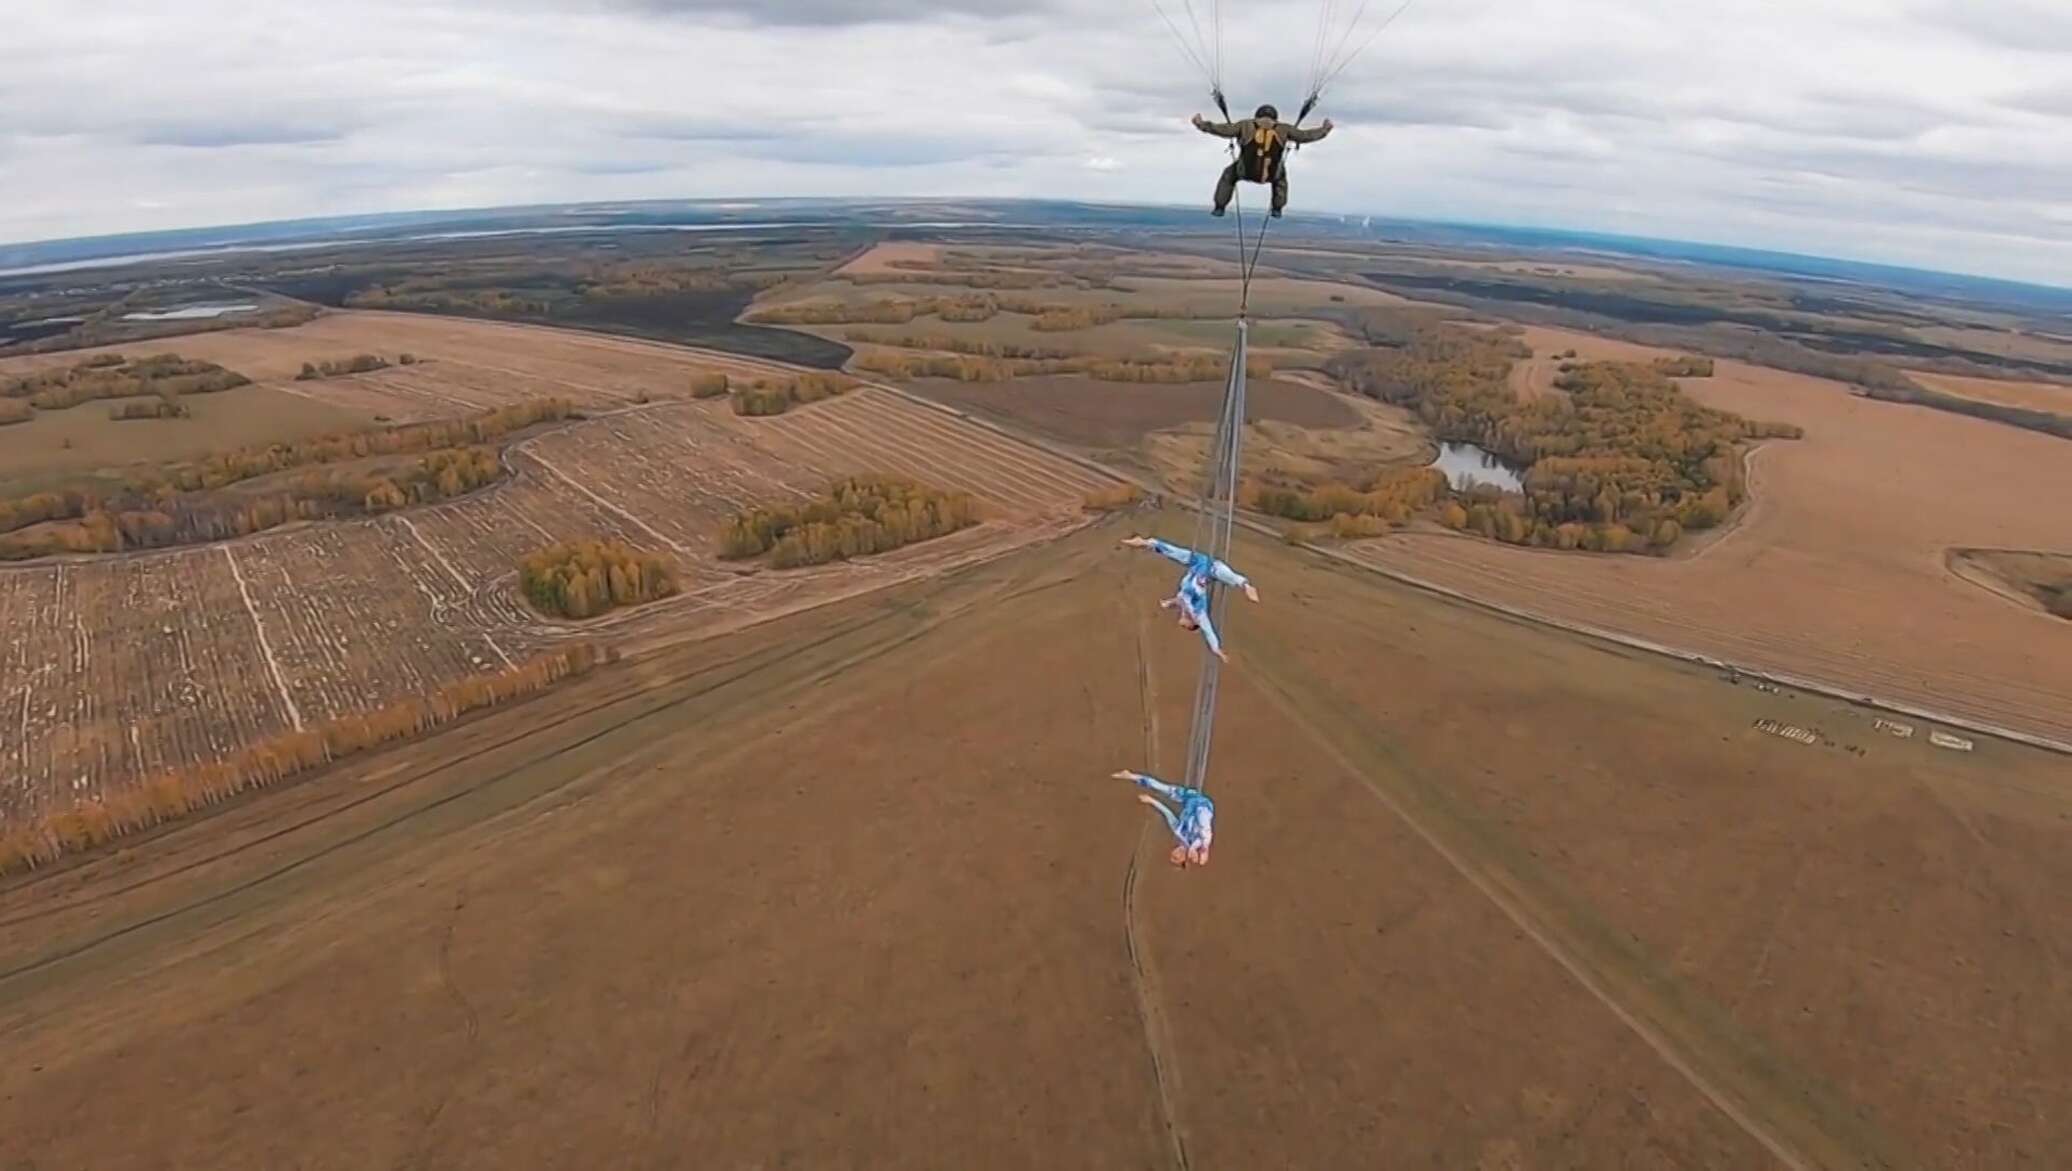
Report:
1,0,2067,283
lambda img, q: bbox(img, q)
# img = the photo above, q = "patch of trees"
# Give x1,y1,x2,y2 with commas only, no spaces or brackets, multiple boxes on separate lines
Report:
750,298,926,326
1652,355,1715,377
1082,483,1145,512
0,398,572,559
851,347,1271,385
520,539,680,620
730,373,856,416
1,353,250,412
0,642,609,877
298,353,403,380
1253,467,1450,539
718,475,978,569
690,372,731,399
842,269,1058,290
109,395,189,421
1324,325,1802,553
842,329,1078,361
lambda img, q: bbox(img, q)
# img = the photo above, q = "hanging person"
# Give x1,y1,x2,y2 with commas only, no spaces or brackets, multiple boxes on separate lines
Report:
1191,104,1334,218
1113,769,1215,868
1122,534,1260,663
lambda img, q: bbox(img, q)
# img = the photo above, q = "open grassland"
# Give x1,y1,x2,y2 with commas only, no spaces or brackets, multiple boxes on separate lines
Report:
0,317,1116,827
1346,324,2072,748
0,384,375,496
0,520,2064,1169
1906,370,2072,416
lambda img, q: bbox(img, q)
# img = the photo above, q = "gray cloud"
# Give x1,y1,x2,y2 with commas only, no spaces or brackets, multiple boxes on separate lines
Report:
0,0,2064,285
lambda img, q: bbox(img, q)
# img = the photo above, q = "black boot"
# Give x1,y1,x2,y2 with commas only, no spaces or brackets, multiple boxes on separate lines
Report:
1270,206,1284,218
1210,205,1227,217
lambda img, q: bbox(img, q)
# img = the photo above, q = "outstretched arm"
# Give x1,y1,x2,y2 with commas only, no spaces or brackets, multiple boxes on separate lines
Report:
1191,113,1240,138
1285,118,1333,144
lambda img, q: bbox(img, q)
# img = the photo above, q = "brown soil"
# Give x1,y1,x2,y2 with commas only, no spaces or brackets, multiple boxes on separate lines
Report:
3,519,2066,1168
907,374,1359,448
1349,324,2072,749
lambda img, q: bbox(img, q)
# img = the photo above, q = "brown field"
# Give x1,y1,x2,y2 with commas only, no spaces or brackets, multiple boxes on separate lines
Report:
2,518,2065,1168
0,314,1119,823
835,240,943,275
0,383,375,495
906,373,1359,448
1345,324,2072,748
1906,369,2072,415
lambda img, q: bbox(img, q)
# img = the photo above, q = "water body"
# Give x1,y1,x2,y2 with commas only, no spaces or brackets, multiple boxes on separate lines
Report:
1430,442,1527,493
120,302,258,321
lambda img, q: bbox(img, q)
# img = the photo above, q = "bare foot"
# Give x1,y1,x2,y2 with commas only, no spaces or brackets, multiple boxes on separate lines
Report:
1112,769,1139,781
1243,583,1260,603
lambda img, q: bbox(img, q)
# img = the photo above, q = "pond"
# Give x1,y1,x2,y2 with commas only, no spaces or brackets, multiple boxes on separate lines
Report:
120,302,258,322
1429,441,1527,494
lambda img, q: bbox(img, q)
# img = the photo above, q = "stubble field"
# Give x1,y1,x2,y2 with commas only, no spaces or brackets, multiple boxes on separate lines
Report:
0,312,1119,822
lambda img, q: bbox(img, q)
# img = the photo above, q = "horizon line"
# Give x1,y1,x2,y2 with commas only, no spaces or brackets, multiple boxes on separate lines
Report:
1,195,2067,297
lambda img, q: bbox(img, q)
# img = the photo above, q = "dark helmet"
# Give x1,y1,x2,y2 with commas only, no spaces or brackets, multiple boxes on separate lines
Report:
1255,103,1278,120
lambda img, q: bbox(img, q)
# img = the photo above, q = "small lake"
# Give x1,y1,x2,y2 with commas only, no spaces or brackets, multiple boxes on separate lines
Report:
121,302,259,322
1430,442,1527,494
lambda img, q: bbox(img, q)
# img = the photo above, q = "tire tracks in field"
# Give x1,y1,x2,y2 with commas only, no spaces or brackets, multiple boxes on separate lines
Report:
1241,632,1907,1171
1118,557,1193,1171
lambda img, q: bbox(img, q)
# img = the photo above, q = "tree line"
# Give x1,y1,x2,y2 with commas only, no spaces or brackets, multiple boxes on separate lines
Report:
298,353,414,380
852,347,1272,385
0,398,573,559
718,475,978,569
520,538,679,620
730,373,856,417
0,642,610,877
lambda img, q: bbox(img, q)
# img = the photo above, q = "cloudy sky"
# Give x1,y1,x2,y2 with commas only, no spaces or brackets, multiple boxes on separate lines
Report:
1,0,2067,283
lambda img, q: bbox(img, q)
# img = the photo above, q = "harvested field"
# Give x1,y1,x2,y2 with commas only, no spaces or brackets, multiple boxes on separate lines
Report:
1345,324,2072,748
1906,370,2072,415
835,241,942,275
0,318,1119,822
906,373,1359,448
3,519,2064,1168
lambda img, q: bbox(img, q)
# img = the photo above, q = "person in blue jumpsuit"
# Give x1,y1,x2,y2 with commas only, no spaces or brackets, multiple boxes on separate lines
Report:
1114,769,1215,868
1122,534,1260,662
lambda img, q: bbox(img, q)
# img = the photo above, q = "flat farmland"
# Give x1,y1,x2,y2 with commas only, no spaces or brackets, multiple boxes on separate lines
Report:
6,521,2066,1168
1346,324,2072,748
0,352,1118,820
907,373,1359,449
